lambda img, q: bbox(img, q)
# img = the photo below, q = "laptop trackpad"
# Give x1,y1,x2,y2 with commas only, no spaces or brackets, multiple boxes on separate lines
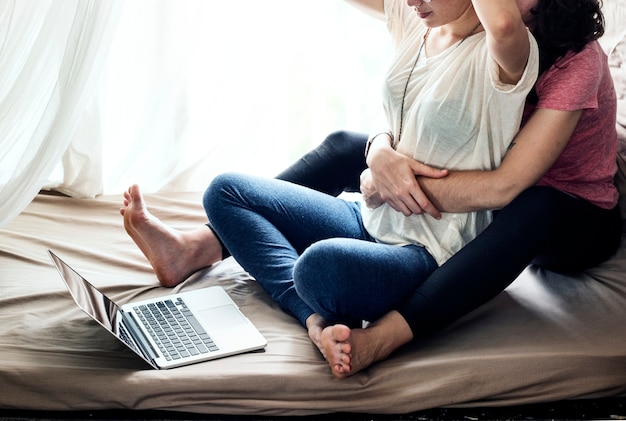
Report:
197,305,248,331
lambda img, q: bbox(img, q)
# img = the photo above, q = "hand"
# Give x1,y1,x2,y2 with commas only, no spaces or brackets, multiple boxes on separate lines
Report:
360,169,384,210
365,146,448,219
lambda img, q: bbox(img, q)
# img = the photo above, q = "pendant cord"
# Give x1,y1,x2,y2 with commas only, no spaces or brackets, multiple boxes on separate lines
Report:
396,28,429,149
395,21,482,149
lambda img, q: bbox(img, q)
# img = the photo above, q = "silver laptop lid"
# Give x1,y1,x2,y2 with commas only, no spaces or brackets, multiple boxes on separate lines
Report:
49,250,122,332
48,250,157,367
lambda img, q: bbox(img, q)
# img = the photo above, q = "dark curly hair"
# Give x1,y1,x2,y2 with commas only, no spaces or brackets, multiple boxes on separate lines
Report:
525,0,605,103
529,0,605,75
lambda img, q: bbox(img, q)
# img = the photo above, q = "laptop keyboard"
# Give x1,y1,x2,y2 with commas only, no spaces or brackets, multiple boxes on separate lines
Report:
118,323,140,353
134,297,219,361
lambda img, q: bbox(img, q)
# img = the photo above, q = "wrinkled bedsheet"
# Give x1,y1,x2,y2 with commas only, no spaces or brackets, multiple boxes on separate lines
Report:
1,190,625,416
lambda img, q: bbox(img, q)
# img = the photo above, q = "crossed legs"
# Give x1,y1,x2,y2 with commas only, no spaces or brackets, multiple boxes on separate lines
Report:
120,130,622,380
319,187,622,378
120,174,435,380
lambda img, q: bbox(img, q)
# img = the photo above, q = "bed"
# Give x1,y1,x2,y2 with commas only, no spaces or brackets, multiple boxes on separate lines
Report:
1,8,626,420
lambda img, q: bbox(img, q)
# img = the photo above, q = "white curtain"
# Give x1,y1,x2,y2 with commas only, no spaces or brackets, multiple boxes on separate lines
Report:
0,0,390,230
0,0,122,228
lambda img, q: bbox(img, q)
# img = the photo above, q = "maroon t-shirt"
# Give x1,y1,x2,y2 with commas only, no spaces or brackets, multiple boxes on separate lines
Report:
522,40,619,209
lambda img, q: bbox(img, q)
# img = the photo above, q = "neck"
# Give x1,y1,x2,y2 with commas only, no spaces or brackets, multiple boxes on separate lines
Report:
426,17,482,56
433,6,483,41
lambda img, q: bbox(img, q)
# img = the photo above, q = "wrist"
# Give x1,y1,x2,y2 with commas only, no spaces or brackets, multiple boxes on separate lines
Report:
364,131,394,160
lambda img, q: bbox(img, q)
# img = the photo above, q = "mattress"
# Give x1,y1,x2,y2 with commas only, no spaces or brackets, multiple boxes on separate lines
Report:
1,189,625,416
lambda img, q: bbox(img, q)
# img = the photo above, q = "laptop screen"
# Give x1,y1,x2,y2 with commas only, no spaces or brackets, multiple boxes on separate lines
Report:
48,251,121,334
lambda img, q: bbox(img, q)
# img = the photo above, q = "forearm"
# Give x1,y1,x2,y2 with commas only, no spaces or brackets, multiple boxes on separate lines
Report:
418,170,518,213
343,0,385,19
365,134,516,213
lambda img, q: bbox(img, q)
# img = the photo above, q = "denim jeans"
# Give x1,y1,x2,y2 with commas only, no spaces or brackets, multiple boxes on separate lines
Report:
204,172,438,327
205,132,622,338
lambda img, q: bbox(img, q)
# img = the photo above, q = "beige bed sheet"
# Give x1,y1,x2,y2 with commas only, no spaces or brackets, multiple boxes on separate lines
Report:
0,190,625,416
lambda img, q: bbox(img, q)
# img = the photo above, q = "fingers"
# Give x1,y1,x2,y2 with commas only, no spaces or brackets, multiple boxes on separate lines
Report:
364,152,446,218
386,193,439,219
410,160,448,179
363,193,385,210
378,177,442,219
413,193,441,220
410,161,446,219
386,190,442,219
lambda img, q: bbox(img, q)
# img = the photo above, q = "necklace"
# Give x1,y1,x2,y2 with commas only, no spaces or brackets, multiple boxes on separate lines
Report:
395,21,482,148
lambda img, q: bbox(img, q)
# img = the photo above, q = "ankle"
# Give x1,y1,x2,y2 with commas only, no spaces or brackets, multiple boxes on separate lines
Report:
185,227,223,266
369,311,414,356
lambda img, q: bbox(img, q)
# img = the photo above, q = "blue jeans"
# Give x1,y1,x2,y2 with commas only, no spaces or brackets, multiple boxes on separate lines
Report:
204,173,438,327
233,131,622,337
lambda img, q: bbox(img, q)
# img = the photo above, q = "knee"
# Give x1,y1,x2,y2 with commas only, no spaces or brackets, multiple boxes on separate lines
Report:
321,130,367,161
203,172,242,222
294,241,350,318
294,242,331,296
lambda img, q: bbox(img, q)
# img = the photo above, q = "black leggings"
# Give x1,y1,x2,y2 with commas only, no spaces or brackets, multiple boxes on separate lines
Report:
276,130,366,196
276,130,623,337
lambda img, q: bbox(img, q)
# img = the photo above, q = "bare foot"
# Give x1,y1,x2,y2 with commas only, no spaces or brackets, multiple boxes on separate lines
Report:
305,313,330,358
320,311,414,379
120,184,221,287
320,324,353,378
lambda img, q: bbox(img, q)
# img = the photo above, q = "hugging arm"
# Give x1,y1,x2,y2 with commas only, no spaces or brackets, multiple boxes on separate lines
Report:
364,107,583,214
362,138,447,218
363,106,621,337
418,107,582,212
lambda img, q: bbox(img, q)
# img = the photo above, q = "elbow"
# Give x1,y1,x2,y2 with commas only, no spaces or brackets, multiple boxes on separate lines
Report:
489,13,524,42
489,179,525,209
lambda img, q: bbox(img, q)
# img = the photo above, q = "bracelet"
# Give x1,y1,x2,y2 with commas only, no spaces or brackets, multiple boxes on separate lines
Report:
364,131,394,158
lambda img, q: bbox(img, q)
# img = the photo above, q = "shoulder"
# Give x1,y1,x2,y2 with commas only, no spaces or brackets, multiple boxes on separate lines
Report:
537,41,610,109
539,41,606,87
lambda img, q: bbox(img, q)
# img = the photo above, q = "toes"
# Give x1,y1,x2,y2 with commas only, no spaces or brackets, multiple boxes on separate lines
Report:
332,362,351,379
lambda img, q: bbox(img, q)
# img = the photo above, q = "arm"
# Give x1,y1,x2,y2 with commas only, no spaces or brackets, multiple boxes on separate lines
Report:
472,0,531,84
362,107,583,214
419,108,583,212
343,0,385,19
362,133,447,218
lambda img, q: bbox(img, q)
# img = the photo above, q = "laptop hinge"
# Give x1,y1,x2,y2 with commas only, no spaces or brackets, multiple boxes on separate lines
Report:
122,310,159,364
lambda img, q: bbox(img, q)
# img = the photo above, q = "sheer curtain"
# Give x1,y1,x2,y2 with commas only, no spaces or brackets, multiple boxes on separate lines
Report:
0,0,122,229
82,0,391,194
0,1,390,230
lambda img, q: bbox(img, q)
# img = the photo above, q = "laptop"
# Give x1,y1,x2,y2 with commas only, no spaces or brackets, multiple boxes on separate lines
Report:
48,250,267,369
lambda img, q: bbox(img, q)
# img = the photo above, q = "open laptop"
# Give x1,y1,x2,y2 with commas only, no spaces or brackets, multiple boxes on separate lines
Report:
48,250,267,369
